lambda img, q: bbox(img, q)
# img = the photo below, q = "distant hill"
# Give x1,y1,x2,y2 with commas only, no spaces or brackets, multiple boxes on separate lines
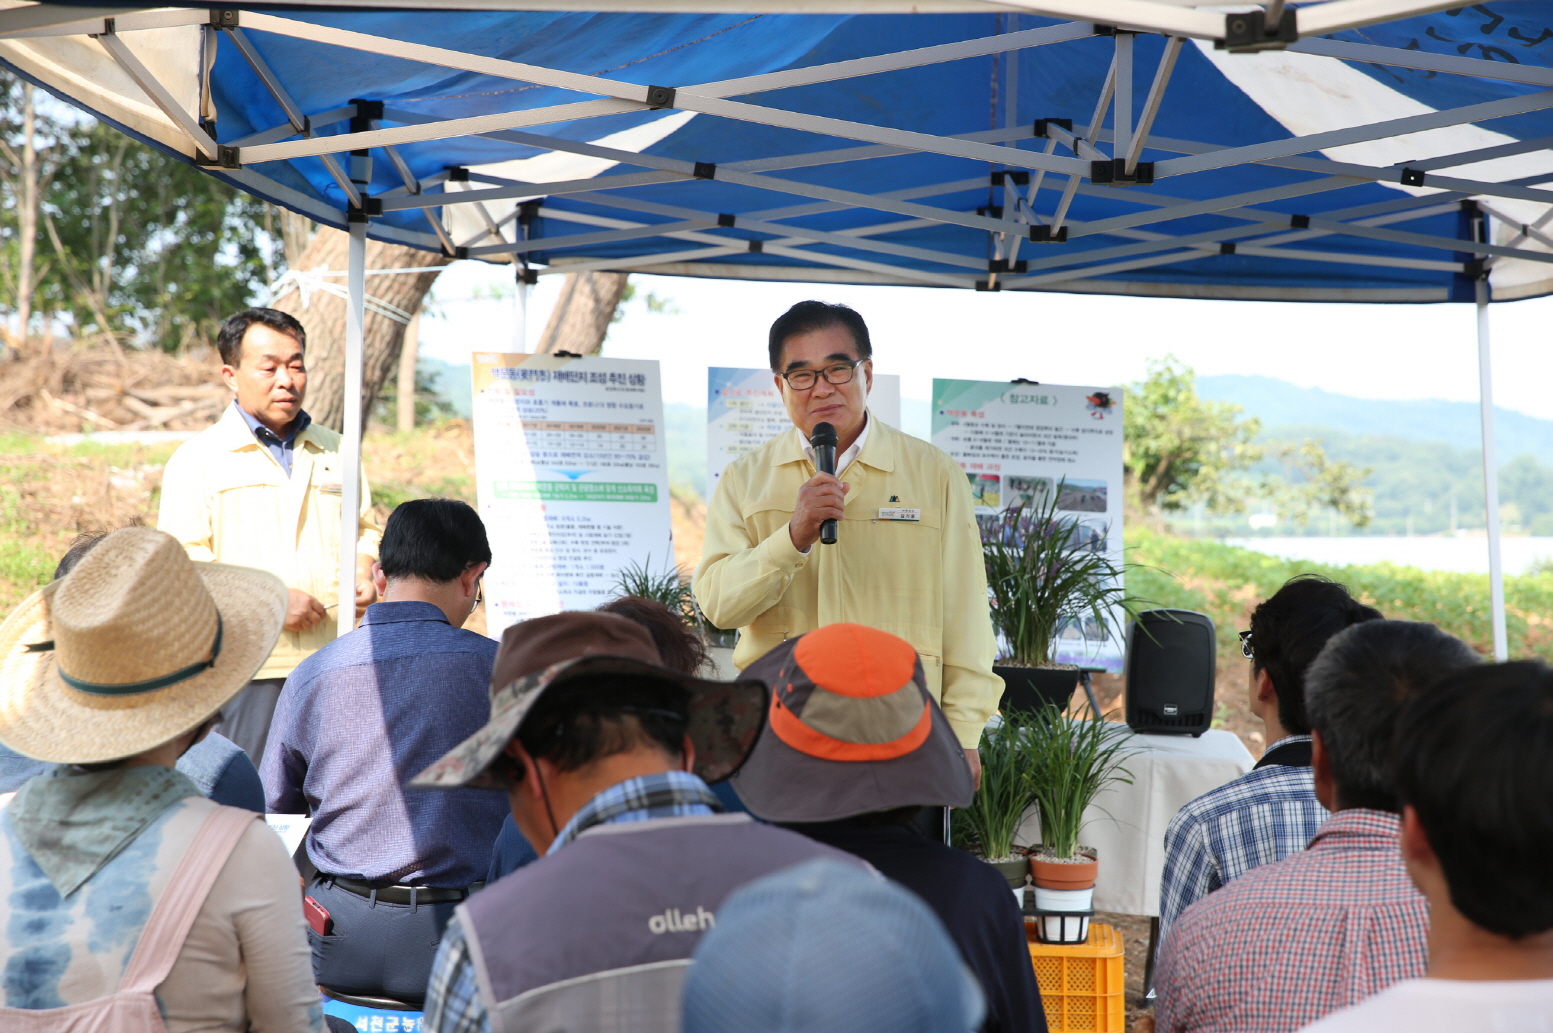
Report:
1198,374,1553,464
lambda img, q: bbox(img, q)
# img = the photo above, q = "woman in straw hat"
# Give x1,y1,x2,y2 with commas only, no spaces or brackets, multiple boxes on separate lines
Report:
0,527,322,1031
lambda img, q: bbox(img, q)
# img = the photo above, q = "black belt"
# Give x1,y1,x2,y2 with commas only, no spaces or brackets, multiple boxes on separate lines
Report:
322,874,481,906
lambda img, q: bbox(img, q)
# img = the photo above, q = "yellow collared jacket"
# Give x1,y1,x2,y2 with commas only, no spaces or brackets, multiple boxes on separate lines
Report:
157,404,382,680
694,416,1001,747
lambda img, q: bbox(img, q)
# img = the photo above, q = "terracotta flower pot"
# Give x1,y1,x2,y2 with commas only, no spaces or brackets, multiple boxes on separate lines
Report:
1029,847,1098,891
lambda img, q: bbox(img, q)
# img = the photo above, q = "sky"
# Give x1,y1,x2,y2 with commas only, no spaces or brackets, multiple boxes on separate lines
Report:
417,260,1553,419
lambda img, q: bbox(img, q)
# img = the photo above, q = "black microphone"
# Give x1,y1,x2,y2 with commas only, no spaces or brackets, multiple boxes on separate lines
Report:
811,421,839,545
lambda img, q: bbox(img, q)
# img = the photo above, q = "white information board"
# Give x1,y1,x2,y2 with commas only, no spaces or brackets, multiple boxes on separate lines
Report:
707,368,902,490
472,353,674,640
931,380,1125,672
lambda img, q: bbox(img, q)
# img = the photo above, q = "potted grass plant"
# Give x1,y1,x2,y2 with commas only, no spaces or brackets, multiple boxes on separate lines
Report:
982,480,1133,713
612,556,737,650
1023,700,1137,943
950,708,1044,889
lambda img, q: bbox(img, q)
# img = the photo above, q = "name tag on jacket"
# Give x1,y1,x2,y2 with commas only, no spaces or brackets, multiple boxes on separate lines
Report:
877,507,921,521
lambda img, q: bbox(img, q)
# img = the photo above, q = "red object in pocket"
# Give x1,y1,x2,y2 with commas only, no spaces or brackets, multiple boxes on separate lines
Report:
303,895,333,936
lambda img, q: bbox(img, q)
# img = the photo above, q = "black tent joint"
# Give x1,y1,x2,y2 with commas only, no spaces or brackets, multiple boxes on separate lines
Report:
747,240,763,253
646,85,676,110
991,170,1030,187
693,162,717,180
717,213,737,228
1032,118,1073,139
1030,225,1068,243
1091,159,1154,186
1219,8,1298,52
1219,241,1237,255
1401,167,1427,187
974,279,1001,291
988,259,1027,273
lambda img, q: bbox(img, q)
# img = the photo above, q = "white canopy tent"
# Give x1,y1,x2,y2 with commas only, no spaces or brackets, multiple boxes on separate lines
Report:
2,0,1547,653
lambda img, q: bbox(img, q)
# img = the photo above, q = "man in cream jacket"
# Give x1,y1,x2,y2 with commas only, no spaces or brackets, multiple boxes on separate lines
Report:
694,301,1001,791
159,307,381,762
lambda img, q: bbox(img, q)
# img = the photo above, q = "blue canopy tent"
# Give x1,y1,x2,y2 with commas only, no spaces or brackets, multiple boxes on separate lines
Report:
1,0,1548,651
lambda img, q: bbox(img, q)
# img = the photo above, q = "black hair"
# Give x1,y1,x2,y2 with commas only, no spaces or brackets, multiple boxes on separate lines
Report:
1395,661,1553,938
55,531,109,580
767,301,872,372
1248,575,1382,735
597,595,710,676
379,498,491,583
217,308,307,368
1305,620,1478,812
517,674,690,776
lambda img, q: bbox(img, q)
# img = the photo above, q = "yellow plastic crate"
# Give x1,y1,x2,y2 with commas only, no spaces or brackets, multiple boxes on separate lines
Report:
1025,920,1126,1033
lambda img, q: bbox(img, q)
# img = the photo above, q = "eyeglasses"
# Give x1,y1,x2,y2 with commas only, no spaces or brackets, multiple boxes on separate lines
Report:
779,361,859,391
1238,630,1254,660
475,580,485,608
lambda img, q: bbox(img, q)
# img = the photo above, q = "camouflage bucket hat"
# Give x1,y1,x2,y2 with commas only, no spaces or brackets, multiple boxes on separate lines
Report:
409,612,769,791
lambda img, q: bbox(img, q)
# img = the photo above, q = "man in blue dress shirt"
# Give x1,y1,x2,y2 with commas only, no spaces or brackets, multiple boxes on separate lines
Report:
262,497,505,1005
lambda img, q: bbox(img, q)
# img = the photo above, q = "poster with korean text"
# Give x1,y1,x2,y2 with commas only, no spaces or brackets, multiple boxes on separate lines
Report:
472,353,673,640
931,380,1125,671
707,369,902,491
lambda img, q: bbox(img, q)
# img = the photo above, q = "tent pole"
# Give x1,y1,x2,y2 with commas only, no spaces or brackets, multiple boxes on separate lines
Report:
338,215,367,640
1476,274,1508,661
514,276,528,352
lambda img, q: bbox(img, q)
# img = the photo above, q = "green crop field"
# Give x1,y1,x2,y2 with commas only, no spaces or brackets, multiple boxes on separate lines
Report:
1127,526,1553,661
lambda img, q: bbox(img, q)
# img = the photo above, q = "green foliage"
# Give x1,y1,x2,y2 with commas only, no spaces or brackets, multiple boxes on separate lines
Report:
1126,357,1371,525
1125,525,1553,661
1024,702,1136,859
952,708,1046,860
0,76,280,349
982,484,1134,667
612,555,700,629
372,363,460,428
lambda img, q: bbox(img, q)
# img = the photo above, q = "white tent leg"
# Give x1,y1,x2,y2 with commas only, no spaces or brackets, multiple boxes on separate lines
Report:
514,277,528,352
338,215,367,639
1476,276,1508,661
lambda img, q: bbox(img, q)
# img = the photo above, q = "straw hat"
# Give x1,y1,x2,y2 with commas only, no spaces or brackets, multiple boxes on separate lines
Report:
0,527,286,764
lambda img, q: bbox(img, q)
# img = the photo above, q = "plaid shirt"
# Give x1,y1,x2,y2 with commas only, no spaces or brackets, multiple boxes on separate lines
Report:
1158,735,1326,944
422,771,720,1033
1154,809,1429,1033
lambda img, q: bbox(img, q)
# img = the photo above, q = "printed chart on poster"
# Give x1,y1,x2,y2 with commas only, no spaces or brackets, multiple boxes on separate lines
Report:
707,369,902,489
932,379,1125,671
472,353,674,640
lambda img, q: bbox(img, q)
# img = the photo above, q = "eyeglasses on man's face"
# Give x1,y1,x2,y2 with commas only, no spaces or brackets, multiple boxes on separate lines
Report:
778,361,860,392
1238,630,1254,660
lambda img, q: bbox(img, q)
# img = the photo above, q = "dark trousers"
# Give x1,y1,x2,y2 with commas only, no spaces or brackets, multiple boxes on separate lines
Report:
307,876,462,1005
215,678,285,765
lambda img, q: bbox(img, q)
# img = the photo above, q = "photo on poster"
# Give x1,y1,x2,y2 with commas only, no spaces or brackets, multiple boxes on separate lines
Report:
966,472,1001,510
1006,475,1054,511
1057,479,1108,513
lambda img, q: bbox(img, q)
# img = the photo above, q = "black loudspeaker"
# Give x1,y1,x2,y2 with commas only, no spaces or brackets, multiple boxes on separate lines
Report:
1125,609,1217,736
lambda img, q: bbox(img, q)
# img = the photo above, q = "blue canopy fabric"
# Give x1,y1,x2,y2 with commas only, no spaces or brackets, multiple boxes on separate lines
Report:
2,1,1550,301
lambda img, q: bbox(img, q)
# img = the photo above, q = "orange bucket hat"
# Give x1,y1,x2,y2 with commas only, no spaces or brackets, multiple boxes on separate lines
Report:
731,623,973,823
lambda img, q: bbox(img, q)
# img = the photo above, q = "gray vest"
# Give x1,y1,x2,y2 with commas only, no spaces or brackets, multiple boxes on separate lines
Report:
460,814,861,1033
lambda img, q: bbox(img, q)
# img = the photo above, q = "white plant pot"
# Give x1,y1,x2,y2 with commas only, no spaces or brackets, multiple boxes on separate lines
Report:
1033,886,1093,912
1032,885,1093,945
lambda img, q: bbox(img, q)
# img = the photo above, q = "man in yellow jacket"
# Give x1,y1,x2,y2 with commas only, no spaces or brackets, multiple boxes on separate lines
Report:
159,308,381,762
694,301,1001,788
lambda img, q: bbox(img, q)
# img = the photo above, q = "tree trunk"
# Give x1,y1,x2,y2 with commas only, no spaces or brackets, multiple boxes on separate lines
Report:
397,308,420,434
16,83,37,354
535,271,629,355
270,226,449,432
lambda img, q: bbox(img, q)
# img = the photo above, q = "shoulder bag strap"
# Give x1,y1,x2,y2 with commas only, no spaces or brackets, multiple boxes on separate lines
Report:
120,805,258,994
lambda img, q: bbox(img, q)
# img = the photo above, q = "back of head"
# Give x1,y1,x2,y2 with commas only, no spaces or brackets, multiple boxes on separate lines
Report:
55,531,109,580
1249,575,1383,735
380,498,491,582
597,595,709,676
1396,661,1553,939
682,858,983,1033
1305,620,1478,812
767,301,872,370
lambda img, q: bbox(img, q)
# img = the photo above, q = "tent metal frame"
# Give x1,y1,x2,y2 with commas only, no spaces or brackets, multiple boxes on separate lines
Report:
0,0,1539,653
